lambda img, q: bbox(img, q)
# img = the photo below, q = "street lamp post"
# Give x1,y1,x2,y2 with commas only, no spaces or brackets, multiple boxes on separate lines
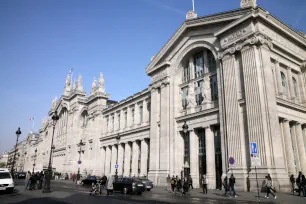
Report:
32,149,37,174
182,121,189,180
43,111,59,193
23,152,27,172
115,134,120,181
16,153,20,172
77,140,85,182
11,128,21,176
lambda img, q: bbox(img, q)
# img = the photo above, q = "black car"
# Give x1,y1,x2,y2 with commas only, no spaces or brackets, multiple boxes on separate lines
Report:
17,172,26,179
113,177,145,195
81,176,97,186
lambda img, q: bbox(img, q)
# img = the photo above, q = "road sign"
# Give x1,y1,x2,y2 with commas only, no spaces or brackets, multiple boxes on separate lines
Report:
250,142,258,154
251,154,261,167
115,164,118,169
229,157,235,166
78,160,82,165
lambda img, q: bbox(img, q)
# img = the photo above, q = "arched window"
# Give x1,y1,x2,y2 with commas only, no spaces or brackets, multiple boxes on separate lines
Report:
81,111,88,128
281,72,287,94
292,77,298,98
207,51,216,73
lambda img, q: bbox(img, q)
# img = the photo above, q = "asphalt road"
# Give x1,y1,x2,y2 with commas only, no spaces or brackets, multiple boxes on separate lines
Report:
0,179,303,204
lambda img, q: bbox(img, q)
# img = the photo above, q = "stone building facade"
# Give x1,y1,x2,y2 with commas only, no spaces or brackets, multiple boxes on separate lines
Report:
16,1,306,192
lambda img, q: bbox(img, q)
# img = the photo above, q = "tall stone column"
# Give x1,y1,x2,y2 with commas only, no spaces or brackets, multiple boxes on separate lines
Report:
205,126,216,189
140,139,148,176
143,99,149,126
159,82,170,179
287,67,295,99
275,61,283,94
117,143,124,176
124,142,131,177
111,145,117,175
148,87,160,184
221,54,243,166
298,73,306,103
134,103,139,126
131,141,140,176
189,130,199,188
100,147,106,175
105,146,111,176
283,119,296,175
295,123,306,172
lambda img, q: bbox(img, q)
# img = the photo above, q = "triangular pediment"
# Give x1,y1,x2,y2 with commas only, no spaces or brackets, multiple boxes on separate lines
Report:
145,7,253,75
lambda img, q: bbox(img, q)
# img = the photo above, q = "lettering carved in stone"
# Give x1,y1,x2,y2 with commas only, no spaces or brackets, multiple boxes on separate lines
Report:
152,70,167,83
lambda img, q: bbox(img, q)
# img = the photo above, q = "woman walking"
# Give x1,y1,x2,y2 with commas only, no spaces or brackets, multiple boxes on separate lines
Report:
106,175,114,196
264,176,277,199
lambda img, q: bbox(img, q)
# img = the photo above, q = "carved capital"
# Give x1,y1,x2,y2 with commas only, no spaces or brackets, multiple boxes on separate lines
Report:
283,118,290,123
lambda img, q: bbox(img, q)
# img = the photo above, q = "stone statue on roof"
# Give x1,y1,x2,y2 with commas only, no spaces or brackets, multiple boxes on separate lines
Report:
77,74,83,91
202,77,211,103
73,78,77,90
98,72,105,93
91,77,97,94
52,96,58,109
240,0,257,8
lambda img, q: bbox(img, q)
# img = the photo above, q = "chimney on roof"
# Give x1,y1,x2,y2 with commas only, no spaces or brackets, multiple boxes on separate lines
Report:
240,0,257,8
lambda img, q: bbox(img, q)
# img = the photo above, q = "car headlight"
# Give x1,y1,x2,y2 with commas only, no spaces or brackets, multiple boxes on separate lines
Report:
8,183,14,187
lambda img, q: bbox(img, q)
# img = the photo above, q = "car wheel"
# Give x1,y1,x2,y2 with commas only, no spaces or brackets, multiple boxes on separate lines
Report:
146,189,151,191
7,188,14,194
123,188,128,194
137,192,142,195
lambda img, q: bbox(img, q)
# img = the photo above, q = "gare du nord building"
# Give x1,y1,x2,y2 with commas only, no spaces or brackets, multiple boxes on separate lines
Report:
29,1,306,192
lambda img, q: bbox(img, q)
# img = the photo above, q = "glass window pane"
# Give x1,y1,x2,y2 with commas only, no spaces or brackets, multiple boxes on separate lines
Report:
194,52,204,78
208,51,216,73
293,78,298,98
210,75,218,101
281,72,287,94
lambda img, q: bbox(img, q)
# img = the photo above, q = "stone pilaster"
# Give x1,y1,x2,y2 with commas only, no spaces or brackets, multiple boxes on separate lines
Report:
143,99,149,126
298,73,306,103
131,141,140,176
111,145,117,175
221,54,243,166
117,143,124,176
148,88,160,184
205,126,216,189
282,119,296,175
124,142,131,177
159,82,170,179
295,123,306,172
189,130,199,188
140,139,148,176
275,60,283,95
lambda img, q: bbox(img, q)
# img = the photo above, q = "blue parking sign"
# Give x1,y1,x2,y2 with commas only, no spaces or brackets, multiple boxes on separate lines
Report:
250,142,258,154
115,164,118,169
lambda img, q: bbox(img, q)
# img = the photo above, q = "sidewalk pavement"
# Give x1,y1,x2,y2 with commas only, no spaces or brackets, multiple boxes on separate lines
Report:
150,186,306,204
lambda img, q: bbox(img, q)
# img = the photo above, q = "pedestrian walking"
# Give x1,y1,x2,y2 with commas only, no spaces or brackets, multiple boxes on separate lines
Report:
229,174,237,198
223,176,228,196
176,178,182,195
264,176,277,199
296,171,305,196
166,174,170,191
106,176,114,195
188,175,193,190
170,175,176,193
290,174,295,194
25,171,31,190
202,174,208,194
183,177,189,196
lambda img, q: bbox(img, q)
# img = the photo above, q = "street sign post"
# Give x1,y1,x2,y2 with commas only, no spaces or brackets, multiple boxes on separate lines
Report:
115,164,118,169
229,157,235,173
250,142,260,201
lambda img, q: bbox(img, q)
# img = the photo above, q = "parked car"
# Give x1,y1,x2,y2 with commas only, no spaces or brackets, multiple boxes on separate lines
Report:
81,176,97,186
17,172,26,179
113,177,145,195
139,177,153,191
0,168,14,193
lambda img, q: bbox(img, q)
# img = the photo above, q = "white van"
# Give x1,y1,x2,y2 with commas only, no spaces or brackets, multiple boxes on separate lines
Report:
0,168,14,193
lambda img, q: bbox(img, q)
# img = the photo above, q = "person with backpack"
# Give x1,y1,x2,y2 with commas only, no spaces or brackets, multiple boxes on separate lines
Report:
296,171,305,196
264,176,277,199
229,174,237,198
170,175,176,193
202,174,208,194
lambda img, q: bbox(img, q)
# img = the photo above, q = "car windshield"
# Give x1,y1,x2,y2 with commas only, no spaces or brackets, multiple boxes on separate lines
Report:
0,172,11,179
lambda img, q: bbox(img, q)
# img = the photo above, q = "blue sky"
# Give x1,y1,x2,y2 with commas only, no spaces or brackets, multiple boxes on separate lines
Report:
0,0,305,154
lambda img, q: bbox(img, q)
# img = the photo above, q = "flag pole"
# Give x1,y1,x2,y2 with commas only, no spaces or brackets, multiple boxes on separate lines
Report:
192,0,195,11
